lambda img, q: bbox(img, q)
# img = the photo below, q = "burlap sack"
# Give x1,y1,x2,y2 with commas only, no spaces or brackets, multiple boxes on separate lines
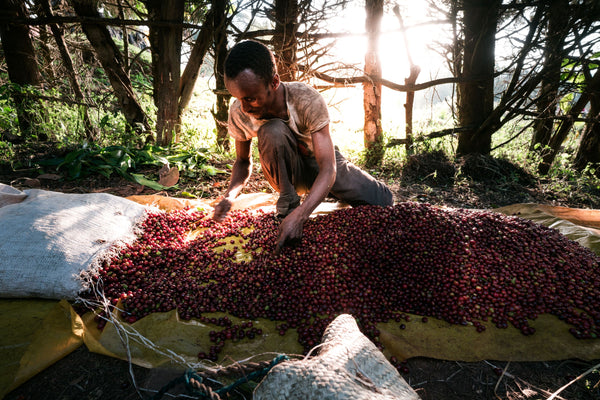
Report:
254,314,421,400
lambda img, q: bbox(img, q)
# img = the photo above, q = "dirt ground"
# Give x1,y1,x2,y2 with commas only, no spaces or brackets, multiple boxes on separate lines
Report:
3,149,600,400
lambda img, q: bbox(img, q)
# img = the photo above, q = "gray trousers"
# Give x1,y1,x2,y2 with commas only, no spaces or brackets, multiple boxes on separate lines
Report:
256,119,393,215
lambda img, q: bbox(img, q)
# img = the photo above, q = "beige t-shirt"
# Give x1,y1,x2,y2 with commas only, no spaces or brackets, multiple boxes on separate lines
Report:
228,82,330,158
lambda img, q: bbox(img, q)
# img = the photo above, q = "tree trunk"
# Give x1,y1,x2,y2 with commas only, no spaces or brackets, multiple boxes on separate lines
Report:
538,67,600,174
37,24,55,81
363,0,384,168
573,95,600,171
404,66,420,155
212,0,231,151
116,0,129,73
529,0,569,152
456,0,500,156
70,0,150,134
178,10,214,116
146,0,184,146
393,5,420,156
0,0,42,139
272,0,299,81
40,0,98,142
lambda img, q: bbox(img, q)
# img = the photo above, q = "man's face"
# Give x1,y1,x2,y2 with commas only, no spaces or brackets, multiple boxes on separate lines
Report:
225,69,278,120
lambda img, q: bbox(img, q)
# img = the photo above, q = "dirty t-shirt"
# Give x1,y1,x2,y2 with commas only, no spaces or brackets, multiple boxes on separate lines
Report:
228,82,330,158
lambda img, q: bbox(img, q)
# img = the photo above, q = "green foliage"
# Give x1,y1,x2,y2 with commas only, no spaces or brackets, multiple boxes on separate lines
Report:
0,140,14,162
131,71,153,96
0,95,17,133
0,74,158,146
35,144,225,190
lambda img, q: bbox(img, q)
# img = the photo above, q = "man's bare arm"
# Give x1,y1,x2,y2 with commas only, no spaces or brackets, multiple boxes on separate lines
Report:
275,124,336,253
213,139,252,221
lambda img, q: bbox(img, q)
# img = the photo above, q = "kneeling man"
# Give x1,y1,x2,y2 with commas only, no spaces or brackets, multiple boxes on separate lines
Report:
213,40,393,253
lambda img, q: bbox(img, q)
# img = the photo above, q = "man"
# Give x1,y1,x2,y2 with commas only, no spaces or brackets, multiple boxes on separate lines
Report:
213,40,393,254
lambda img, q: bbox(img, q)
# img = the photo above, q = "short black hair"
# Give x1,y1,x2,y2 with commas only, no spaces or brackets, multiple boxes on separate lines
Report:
224,40,277,85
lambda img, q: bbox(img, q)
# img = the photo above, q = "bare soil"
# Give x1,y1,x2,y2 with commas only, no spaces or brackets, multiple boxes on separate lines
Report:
3,148,600,400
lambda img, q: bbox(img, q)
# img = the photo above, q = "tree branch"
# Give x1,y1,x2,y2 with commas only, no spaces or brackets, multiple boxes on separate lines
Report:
0,15,204,30
386,126,474,147
309,69,490,93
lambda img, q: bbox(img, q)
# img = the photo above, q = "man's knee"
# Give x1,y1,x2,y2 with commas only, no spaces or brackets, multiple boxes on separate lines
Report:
257,119,294,149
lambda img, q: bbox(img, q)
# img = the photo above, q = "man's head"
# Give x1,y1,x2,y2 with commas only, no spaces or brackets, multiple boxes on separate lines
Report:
224,40,277,85
224,41,282,120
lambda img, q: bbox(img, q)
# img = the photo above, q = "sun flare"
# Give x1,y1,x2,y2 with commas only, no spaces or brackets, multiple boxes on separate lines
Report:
319,2,451,141
330,2,442,81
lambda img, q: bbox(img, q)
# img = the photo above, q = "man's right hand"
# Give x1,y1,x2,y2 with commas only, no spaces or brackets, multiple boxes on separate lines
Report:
213,197,233,222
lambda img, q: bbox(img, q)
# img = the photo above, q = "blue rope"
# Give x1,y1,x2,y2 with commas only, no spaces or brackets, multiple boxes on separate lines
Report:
212,354,289,396
152,355,289,400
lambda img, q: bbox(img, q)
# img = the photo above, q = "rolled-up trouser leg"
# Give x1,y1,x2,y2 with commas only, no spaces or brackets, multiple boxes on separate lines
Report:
257,119,302,216
257,118,393,212
330,150,394,206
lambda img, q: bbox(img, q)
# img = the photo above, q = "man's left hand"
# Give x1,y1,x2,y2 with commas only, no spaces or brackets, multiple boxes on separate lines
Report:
274,209,307,255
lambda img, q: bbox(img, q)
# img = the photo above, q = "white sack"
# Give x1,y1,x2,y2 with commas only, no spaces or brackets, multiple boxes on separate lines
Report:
0,188,147,299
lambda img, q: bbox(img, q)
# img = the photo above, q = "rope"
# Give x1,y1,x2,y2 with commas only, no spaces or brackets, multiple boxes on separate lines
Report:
151,354,289,400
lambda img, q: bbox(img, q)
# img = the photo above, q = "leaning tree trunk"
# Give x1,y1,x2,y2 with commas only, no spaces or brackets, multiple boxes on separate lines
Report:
538,67,600,175
573,94,600,172
456,0,500,156
272,0,299,81
70,0,150,134
37,24,55,81
40,0,97,141
146,0,184,145
212,0,231,151
178,10,214,118
529,0,569,152
0,0,42,140
363,0,384,168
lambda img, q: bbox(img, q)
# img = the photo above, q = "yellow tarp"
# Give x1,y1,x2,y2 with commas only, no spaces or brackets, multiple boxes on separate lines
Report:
0,299,83,398
3,196,600,398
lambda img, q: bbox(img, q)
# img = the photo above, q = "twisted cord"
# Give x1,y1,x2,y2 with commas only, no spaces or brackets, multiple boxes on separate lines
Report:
152,354,289,400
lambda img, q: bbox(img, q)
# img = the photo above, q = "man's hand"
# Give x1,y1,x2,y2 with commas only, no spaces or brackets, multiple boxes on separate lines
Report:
274,208,307,255
213,197,233,222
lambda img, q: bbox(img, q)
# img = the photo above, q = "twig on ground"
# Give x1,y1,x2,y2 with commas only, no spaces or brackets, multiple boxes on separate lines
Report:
546,360,600,400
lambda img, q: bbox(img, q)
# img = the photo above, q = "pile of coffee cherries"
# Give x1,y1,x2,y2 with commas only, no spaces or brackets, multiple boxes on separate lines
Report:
82,202,600,360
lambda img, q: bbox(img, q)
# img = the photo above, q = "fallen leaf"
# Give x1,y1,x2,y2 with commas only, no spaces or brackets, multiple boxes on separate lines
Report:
158,163,170,177
158,167,179,187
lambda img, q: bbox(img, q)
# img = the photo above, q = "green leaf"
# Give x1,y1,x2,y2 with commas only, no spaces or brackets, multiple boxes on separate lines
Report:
134,149,155,163
120,153,134,171
100,115,111,129
93,164,114,178
202,164,227,176
36,157,64,167
130,173,174,190
180,191,197,198
61,148,88,165
166,153,193,163
68,162,83,179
